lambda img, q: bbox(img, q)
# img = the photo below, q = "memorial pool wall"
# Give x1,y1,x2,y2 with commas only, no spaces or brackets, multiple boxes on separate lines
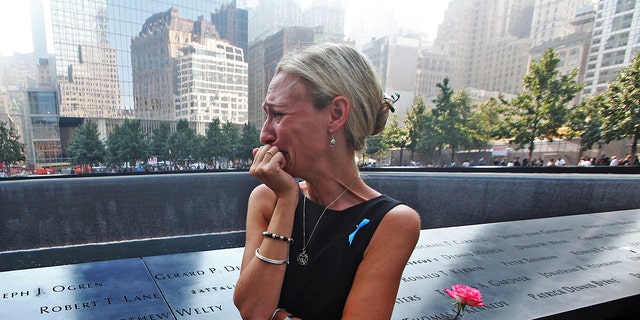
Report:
1,170,639,271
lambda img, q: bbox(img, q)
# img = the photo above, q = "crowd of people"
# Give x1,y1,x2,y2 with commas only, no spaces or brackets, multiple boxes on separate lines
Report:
409,154,639,168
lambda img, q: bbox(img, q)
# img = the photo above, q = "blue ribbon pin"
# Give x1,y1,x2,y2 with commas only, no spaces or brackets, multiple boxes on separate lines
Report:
348,219,370,246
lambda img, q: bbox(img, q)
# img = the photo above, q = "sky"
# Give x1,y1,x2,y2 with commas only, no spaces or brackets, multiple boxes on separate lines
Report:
0,0,451,56
0,1,32,56
350,0,449,34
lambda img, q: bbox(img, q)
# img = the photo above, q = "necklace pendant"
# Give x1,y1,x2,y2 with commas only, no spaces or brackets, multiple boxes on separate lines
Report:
297,251,309,265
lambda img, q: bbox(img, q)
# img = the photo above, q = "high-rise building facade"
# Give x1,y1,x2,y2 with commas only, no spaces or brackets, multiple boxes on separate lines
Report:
33,0,240,121
362,36,421,118
21,0,249,167
301,0,346,43
530,0,593,46
433,0,535,95
248,0,302,42
130,9,239,122
0,53,58,166
530,3,596,103
212,1,249,60
416,50,454,101
175,40,248,123
583,0,640,96
130,8,249,123
47,0,122,119
247,27,314,128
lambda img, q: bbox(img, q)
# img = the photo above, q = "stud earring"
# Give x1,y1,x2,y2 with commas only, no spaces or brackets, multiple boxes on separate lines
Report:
329,130,336,147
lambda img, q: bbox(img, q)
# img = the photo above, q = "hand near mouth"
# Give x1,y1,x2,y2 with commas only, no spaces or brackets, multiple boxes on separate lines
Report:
250,144,298,199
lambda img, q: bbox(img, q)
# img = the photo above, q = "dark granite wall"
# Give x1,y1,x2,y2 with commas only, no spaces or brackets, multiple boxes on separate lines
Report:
1,171,639,270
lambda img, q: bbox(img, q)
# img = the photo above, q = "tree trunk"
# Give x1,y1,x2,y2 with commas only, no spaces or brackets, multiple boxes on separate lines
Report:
528,139,535,163
451,147,456,164
632,134,638,161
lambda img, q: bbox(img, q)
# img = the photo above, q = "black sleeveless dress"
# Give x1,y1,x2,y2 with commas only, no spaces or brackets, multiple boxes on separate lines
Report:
278,192,402,320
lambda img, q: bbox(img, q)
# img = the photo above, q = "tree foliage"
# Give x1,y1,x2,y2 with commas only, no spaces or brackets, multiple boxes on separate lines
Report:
403,97,434,161
382,114,407,165
365,134,387,166
221,121,240,166
431,78,485,161
106,119,151,167
151,122,171,158
0,121,25,166
601,51,640,157
566,93,606,153
202,118,224,167
67,120,107,166
472,96,511,141
238,122,261,164
167,119,200,165
504,48,583,160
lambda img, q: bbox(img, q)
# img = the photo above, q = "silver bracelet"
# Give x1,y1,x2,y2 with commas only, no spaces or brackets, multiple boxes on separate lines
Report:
255,248,288,265
270,308,284,320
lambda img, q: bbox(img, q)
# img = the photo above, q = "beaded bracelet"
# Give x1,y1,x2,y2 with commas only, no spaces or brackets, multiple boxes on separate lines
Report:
263,231,294,243
255,248,288,265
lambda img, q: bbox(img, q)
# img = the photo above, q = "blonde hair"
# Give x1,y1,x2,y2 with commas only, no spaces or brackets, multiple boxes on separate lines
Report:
275,43,395,151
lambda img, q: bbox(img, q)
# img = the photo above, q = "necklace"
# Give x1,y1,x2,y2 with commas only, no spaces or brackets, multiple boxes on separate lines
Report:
297,176,360,266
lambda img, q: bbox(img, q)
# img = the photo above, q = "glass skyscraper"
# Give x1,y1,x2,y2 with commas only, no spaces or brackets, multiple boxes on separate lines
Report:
33,0,242,120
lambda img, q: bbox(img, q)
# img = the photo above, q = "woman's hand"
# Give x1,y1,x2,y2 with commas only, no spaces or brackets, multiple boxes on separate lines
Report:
250,144,297,199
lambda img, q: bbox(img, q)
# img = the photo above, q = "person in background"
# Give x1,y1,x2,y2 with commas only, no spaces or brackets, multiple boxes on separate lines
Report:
610,156,619,166
513,157,521,166
233,43,421,320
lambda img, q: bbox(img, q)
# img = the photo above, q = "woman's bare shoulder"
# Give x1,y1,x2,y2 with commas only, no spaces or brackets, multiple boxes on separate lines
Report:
378,204,421,241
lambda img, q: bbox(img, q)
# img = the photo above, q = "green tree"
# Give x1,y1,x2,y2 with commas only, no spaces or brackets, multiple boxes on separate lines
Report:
431,79,480,161
365,134,388,166
221,121,240,167
566,93,606,157
167,119,200,167
238,122,261,166
383,114,408,165
67,120,107,167
107,119,151,169
504,48,583,160
202,119,224,168
471,96,511,141
404,97,439,162
601,51,640,158
151,122,171,158
0,121,25,175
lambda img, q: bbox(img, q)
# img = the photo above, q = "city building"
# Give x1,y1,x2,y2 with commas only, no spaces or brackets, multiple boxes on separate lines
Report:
530,3,596,103
344,1,398,49
530,0,594,47
301,0,346,43
175,40,248,123
47,0,122,119
0,53,56,166
583,0,640,96
362,35,421,118
212,1,249,60
247,27,314,128
247,40,266,129
416,50,454,102
433,0,535,95
131,9,249,122
20,0,244,168
248,0,302,42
